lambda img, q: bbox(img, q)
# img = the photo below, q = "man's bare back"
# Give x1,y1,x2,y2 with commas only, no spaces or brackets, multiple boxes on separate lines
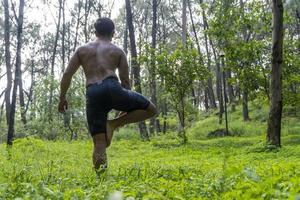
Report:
78,39,124,86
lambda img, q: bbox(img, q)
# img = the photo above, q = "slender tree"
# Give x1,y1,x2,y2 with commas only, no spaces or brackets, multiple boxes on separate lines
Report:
149,0,159,134
72,0,82,52
240,0,250,121
198,0,217,109
125,0,149,140
267,0,284,147
7,0,25,145
3,0,12,125
182,0,187,46
48,0,62,121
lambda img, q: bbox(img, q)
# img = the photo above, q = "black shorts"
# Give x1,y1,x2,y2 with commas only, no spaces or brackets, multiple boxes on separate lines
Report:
86,76,150,136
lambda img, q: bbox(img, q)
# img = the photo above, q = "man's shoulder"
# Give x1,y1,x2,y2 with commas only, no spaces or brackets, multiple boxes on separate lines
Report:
110,43,123,53
74,44,87,53
75,42,124,56
75,42,96,55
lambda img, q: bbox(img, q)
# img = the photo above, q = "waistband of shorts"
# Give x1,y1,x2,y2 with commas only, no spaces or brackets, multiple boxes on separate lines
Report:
86,76,119,88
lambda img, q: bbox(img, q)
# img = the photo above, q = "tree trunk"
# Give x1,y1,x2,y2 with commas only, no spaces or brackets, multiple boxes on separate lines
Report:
61,0,71,129
73,0,82,52
187,0,203,65
182,0,187,46
125,0,149,140
216,59,224,124
188,0,210,110
204,88,209,111
4,0,12,126
25,59,35,119
242,90,250,121
202,9,217,109
179,0,188,143
226,70,236,111
61,0,66,72
7,0,25,145
149,0,159,134
48,0,62,122
211,46,224,124
123,15,128,55
159,14,168,132
240,0,251,120
83,0,91,43
178,94,187,143
14,0,27,125
18,75,26,125
267,0,283,147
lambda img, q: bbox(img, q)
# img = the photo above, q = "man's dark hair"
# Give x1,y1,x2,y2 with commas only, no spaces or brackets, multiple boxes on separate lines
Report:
94,18,115,37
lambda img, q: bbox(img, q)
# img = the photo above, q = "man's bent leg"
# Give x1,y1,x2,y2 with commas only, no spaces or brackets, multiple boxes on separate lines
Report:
106,103,157,146
92,134,108,172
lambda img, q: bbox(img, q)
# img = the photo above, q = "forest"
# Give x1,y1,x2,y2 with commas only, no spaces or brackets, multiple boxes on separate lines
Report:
0,0,299,199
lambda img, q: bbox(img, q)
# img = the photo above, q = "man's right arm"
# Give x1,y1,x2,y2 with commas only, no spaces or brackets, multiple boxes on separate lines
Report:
118,50,131,90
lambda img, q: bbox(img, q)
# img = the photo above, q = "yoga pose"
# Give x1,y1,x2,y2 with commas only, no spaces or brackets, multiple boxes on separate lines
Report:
58,17,156,172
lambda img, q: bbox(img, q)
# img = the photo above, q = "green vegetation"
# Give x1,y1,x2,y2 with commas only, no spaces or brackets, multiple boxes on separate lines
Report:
1,107,299,199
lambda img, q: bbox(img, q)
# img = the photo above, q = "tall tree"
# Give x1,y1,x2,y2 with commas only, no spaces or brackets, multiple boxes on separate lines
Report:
7,0,25,145
149,0,159,134
240,0,250,121
188,0,205,109
267,0,284,147
125,0,149,140
198,0,217,109
3,0,12,125
182,0,187,46
83,0,91,43
179,0,188,143
72,0,82,52
48,0,62,121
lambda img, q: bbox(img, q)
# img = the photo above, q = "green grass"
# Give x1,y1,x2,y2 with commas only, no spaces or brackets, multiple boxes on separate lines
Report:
0,103,299,199
0,134,299,200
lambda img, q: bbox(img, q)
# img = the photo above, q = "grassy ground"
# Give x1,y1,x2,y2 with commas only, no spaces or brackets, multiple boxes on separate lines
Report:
0,135,299,199
0,105,299,199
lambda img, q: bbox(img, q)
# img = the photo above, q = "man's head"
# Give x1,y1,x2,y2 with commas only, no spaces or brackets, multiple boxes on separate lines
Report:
94,18,115,38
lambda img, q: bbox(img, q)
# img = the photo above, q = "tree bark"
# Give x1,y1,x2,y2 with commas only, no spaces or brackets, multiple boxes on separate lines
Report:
226,70,236,111
242,90,250,121
24,59,35,119
4,0,12,125
202,7,217,109
182,0,187,46
267,0,283,147
73,0,82,52
210,40,224,123
83,0,91,43
48,0,62,122
239,0,251,121
123,15,128,55
149,0,159,134
7,0,25,145
61,0,66,72
18,74,26,125
125,0,149,140
204,88,209,111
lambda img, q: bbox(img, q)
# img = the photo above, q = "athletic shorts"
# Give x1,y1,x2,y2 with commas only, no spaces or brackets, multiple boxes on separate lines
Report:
86,76,150,136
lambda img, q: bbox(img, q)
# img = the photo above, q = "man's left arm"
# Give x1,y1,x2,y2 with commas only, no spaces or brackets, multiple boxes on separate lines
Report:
58,50,81,113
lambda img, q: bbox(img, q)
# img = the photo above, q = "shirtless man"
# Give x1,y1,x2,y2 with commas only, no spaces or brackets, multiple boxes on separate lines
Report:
58,18,157,172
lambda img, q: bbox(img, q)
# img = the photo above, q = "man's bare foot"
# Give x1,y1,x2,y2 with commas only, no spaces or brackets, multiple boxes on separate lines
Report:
106,120,116,147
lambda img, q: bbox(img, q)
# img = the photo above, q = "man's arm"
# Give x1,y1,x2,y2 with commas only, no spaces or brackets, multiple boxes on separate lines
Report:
118,50,131,90
58,50,81,112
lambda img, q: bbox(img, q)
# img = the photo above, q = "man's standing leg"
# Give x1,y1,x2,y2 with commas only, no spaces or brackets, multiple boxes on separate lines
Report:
92,134,108,172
